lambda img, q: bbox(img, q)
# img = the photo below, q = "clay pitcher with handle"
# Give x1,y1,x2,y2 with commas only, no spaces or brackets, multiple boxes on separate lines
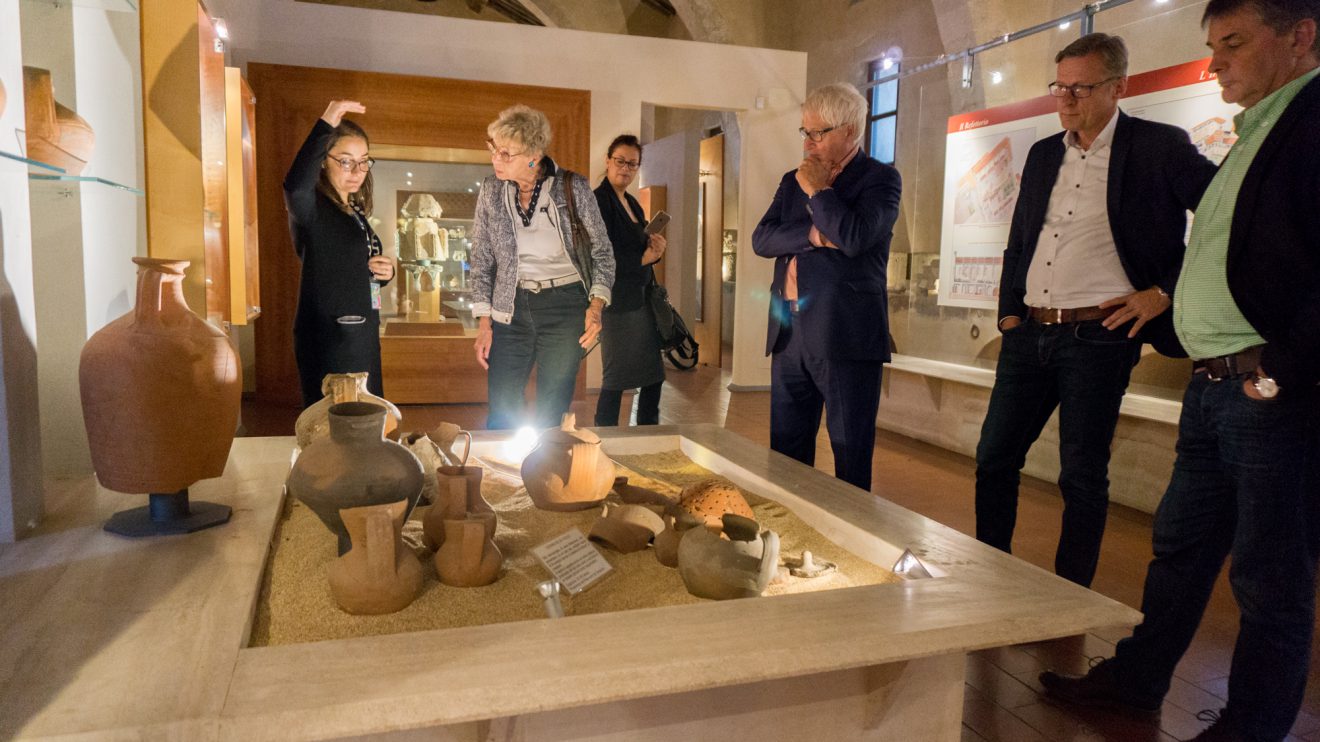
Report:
434,514,502,587
421,465,495,550
328,500,423,615
521,413,615,511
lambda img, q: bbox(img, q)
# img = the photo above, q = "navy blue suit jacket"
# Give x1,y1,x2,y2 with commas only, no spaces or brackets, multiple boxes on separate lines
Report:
752,153,902,361
998,111,1216,357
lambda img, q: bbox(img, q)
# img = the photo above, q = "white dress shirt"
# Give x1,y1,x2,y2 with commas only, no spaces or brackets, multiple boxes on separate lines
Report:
1024,110,1135,308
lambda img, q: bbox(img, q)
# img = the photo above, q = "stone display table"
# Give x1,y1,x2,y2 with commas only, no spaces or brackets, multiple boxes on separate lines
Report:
0,425,1141,741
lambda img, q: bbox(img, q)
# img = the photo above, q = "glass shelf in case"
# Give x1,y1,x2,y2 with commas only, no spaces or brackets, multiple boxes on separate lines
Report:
29,173,145,196
0,151,67,174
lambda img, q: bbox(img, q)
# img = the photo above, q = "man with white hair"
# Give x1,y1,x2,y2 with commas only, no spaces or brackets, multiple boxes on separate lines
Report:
752,82,901,492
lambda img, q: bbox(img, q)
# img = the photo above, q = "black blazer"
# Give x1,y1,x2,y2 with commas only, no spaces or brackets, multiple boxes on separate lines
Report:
998,111,1216,357
752,154,902,361
593,179,652,313
1225,74,1320,391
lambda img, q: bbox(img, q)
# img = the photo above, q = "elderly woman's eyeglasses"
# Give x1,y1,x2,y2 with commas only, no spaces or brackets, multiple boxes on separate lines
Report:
1048,77,1119,98
487,139,528,163
327,156,375,173
610,156,640,170
798,126,837,143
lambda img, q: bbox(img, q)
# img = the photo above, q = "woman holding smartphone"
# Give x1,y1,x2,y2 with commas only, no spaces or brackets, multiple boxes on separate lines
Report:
284,100,395,406
593,135,668,427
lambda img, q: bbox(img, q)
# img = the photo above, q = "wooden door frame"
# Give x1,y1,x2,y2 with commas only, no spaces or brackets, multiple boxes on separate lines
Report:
248,63,591,407
695,134,723,368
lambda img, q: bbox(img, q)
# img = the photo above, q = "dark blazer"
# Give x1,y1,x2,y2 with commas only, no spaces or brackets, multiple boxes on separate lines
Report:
998,111,1216,357
1225,74,1320,391
752,153,902,361
283,119,390,403
593,179,652,313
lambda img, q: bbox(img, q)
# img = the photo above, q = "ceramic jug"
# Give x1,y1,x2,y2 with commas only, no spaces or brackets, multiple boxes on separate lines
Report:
421,465,495,550
677,514,780,600
521,413,615,511
79,257,241,495
23,66,95,175
653,511,705,568
328,500,424,615
286,401,425,555
434,514,502,587
295,372,401,448
588,503,665,554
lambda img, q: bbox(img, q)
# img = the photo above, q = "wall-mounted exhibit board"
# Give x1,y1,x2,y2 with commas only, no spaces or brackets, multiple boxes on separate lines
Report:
0,425,1139,740
938,58,1239,309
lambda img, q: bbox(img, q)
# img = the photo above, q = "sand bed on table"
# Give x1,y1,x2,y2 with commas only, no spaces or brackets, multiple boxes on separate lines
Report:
250,449,899,646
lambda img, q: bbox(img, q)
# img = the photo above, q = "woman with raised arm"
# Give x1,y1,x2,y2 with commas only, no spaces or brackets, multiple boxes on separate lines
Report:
283,100,396,407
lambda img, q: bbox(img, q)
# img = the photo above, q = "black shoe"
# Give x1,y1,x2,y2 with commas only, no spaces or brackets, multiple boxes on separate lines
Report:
1190,709,1247,741
1039,657,1162,715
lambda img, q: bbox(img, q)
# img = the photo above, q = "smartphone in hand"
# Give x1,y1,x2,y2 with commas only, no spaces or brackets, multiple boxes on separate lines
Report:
644,211,671,235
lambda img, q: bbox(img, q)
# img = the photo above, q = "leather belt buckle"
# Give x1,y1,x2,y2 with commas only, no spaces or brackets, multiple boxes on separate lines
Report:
1040,308,1064,325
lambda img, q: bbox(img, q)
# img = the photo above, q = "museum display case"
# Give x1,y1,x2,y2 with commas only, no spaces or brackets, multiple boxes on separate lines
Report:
0,424,1141,740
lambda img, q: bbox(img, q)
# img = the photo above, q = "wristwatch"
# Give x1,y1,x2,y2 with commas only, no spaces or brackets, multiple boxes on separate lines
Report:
1252,371,1280,399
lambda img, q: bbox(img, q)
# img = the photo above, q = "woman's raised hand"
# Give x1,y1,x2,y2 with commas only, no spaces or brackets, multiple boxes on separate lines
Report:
321,100,366,128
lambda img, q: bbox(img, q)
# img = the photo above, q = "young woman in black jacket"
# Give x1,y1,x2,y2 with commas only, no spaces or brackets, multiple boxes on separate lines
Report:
283,100,396,406
593,135,667,426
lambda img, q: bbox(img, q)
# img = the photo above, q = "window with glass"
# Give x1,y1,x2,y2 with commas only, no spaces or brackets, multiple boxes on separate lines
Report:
866,60,899,164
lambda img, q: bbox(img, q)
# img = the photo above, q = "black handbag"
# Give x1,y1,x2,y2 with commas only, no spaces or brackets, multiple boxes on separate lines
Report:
560,171,594,288
645,274,699,370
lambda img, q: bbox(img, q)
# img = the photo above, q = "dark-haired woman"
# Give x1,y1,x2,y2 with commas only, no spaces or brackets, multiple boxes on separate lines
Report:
593,135,667,427
284,100,396,407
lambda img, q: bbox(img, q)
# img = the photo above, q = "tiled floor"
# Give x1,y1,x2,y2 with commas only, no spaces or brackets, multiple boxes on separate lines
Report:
243,363,1320,741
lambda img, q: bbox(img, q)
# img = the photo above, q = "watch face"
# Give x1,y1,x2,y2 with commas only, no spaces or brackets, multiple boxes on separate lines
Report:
1255,376,1279,399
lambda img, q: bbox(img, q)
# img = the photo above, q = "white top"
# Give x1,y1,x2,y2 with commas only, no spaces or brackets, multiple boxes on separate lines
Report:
510,176,578,283
1025,109,1135,308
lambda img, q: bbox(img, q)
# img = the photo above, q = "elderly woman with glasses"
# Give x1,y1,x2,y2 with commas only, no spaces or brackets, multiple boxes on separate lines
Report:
284,99,396,407
592,134,668,427
470,104,615,430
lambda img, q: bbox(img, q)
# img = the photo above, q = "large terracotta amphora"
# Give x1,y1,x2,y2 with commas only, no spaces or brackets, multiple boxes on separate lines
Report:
286,401,425,555
434,515,502,587
79,257,241,536
294,372,401,448
328,500,424,615
520,413,615,511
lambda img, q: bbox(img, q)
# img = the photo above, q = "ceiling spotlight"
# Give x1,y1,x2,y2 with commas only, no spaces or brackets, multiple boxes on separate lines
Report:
213,17,229,40
991,71,1004,85
406,171,413,177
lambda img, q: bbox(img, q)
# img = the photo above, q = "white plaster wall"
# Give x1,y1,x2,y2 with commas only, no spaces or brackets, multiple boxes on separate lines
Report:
0,0,44,541
206,0,803,389
24,2,145,481
638,129,698,320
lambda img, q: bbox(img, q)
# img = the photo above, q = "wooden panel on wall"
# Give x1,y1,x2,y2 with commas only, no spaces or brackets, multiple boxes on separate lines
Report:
224,67,260,325
198,4,228,323
637,185,666,287
248,63,592,407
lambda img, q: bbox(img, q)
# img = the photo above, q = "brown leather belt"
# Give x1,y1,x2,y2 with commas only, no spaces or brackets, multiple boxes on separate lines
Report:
1194,345,1263,381
1028,305,1116,324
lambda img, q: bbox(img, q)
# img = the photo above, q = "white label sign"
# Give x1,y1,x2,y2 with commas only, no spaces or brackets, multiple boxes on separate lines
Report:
531,528,613,595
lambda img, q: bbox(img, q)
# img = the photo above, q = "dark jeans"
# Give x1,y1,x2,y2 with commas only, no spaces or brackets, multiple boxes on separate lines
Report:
487,284,586,431
975,318,1140,587
595,382,662,427
770,319,883,491
1110,374,1320,742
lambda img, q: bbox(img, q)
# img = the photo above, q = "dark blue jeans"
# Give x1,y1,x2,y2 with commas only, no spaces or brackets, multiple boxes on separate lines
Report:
487,284,586,431
770,319,884,492
975,318,1141,586
1110,374,1320,742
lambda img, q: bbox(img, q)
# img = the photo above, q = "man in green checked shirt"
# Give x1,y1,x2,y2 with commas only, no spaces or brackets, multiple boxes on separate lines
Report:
1040,1,1320,740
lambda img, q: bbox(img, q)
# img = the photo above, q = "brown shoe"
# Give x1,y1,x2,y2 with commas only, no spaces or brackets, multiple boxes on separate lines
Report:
1039,658,1162,715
